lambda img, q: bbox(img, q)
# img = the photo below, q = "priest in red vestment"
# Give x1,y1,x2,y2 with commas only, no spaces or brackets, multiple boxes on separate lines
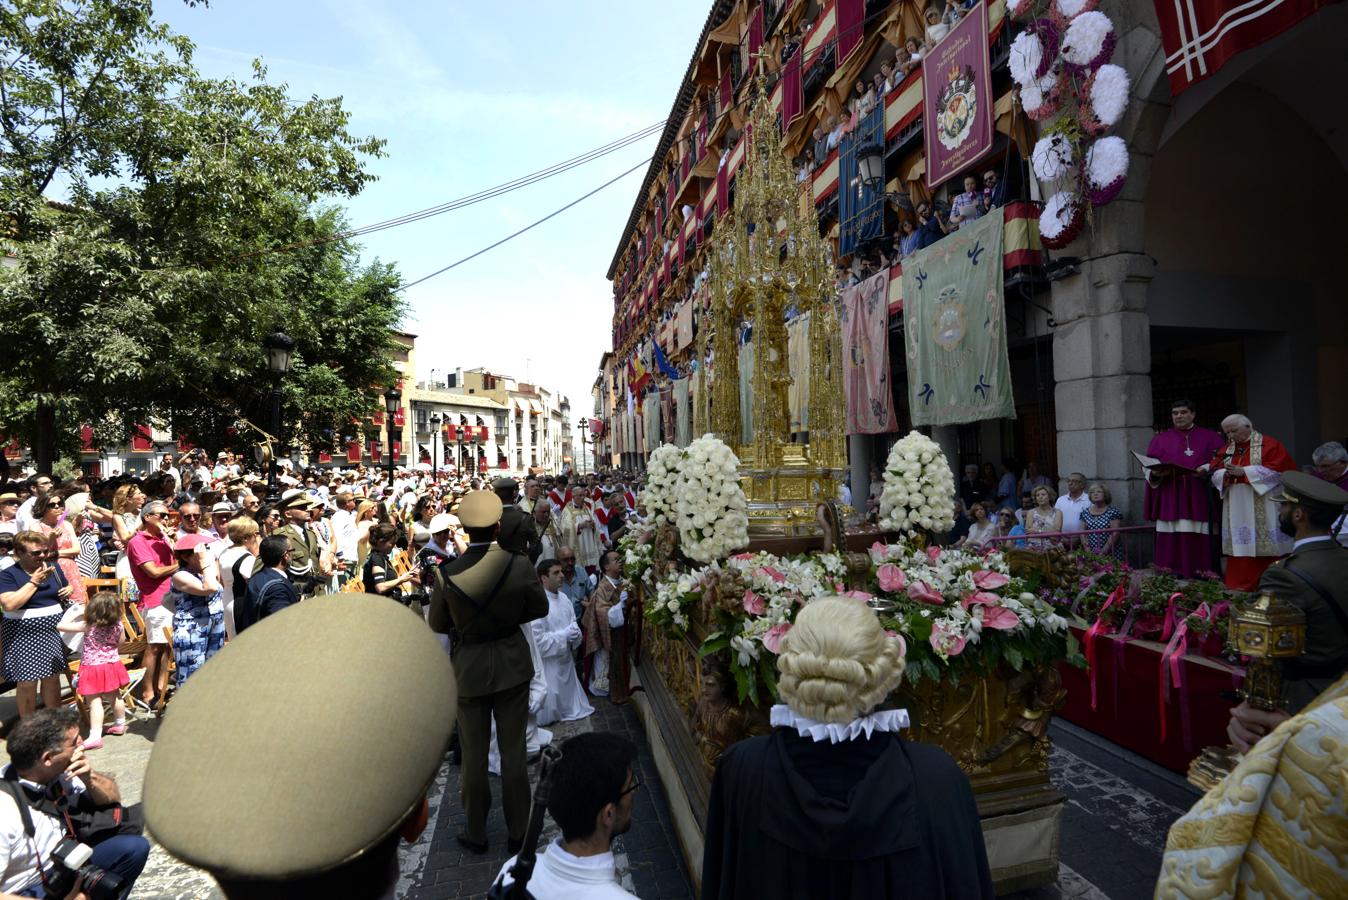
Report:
1209,414,1294,589
1144,399,1226,577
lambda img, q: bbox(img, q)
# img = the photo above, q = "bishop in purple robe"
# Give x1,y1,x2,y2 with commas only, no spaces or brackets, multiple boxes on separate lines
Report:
1143,400,1226,577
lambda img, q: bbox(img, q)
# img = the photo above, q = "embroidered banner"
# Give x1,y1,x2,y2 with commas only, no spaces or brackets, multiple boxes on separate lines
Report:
1154,0,1340,96
901,211,1015,426
841,271,899,435
781,47,803,128
923,0,994,189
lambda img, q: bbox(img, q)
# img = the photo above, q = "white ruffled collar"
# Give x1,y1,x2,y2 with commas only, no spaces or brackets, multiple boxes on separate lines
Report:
770,704,910,744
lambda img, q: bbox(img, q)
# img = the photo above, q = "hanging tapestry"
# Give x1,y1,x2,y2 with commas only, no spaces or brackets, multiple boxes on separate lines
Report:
901,210,1015,426
841,271,899,435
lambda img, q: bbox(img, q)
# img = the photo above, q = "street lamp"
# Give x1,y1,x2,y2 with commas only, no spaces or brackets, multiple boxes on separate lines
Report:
455,423,465,478
262,332,294,500
856,142,885,190
383,386,401,482
429,413,441,480
578,418,589,476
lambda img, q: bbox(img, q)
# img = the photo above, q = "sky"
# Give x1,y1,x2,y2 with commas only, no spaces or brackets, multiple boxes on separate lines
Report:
154,0,709,426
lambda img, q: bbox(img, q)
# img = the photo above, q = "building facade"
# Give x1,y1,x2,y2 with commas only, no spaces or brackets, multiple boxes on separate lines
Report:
597,0,1345,519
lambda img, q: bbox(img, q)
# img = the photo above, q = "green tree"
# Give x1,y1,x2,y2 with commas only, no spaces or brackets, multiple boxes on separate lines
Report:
0,0,403,470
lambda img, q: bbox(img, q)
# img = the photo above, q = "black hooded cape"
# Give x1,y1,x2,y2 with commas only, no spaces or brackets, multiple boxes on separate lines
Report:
701,728,995,899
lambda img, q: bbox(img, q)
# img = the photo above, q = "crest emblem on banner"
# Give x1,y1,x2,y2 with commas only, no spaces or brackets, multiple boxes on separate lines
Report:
937,64,978,151
931,286,968,351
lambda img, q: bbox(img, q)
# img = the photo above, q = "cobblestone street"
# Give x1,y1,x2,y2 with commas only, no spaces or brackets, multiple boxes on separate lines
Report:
0,684,1198,899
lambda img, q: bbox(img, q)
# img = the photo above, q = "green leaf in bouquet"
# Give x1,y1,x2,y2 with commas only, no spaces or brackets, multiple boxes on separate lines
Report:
698,632,730,659
1006,646,1025,671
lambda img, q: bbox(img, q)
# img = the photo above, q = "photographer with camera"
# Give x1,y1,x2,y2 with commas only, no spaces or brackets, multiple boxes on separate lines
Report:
0,707,149,899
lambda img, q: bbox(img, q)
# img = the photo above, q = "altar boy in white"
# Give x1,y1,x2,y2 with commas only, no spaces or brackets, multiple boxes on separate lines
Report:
532,557,595,725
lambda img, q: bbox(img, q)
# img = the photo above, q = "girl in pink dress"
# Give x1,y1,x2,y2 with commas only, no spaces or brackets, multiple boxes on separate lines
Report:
59,591,130,749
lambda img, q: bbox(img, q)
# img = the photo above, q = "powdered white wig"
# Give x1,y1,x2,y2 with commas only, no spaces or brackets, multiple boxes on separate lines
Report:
776,596,907,724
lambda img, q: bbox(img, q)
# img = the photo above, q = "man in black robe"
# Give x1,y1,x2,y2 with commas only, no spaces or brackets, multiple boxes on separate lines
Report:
701,596,994,900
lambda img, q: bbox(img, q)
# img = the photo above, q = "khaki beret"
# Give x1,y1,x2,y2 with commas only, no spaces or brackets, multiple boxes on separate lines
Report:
144,596,456,881
458,490,503,528
1272,470,1348,507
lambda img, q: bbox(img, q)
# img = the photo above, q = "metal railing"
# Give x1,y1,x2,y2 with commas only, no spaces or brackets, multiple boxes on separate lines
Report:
983,524,1156,568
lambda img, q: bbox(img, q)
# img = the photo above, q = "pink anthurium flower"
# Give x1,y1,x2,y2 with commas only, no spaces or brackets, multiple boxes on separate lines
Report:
743,590,766,615
877,564,907,593
906,580,945,605
762,622,792,654
973,570,1010,590
961,591,1002,609
980,605,1021,630
759,566,788,584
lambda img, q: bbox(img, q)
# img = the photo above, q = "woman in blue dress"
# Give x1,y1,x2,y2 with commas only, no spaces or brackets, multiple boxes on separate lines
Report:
167,534,226,689
1079,483,1124,559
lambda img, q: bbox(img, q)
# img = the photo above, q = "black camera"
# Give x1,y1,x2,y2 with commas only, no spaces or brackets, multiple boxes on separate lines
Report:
46,836,124,900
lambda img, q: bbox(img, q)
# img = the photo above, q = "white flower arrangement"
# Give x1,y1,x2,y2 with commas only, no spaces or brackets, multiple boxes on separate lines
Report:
1051,0,1096,22
1079,63,1130,134
1061,10,1115,72
877,431,957,536
1084,135,1129,206
1019,67,1063,121
1031,133,1075,181
1038,191,1085,248
674,434,749,563
1009,29,1052,86
643,443,684,526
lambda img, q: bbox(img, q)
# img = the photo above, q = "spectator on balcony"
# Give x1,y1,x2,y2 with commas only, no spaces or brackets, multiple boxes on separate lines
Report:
948,175,985,230
880,62,896,94
825,114,843,152
852,79,876,118
943,0,968,27
898,218,921,258
797,149,814,183
781,29,801,65
871,72,887,103
915,200,947,249
983,168,1008,209
898,40,923,78
924,7,950,45
812,125,829,165
1080,484,1124,559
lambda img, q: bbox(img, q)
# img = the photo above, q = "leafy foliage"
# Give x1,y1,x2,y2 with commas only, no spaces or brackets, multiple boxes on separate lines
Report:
0,1,403,465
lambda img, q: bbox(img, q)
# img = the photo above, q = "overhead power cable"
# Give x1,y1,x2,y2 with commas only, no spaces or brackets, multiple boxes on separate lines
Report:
396,157,651,291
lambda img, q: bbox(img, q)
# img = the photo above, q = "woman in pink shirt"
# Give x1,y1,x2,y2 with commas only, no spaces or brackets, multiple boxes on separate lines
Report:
127,501,179,710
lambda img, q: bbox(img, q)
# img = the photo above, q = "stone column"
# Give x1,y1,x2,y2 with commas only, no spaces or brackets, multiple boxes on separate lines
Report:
1049,248,1156,519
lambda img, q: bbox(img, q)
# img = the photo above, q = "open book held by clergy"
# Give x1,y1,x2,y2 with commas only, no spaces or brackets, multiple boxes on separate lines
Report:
1132,450,1195,479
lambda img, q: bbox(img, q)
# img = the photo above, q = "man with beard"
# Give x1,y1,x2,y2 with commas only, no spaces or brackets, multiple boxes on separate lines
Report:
1226,471,1348,751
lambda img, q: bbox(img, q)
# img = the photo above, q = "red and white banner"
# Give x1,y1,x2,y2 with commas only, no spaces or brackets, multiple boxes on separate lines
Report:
1155,0,1341,95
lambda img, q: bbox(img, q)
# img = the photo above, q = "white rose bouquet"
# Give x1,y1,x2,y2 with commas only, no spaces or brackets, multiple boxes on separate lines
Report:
643,443,684,527
877,431,957,535
674,434,750,563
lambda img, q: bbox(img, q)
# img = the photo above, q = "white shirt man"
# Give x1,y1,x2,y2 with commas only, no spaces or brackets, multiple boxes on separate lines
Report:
1055,473,1091,534
331,493,359,564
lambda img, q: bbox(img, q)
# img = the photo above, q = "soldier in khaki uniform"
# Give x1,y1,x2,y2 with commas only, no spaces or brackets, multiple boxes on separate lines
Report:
428,490,548,854
493,476,542,562
1228,471,1348,750
274,488,327,595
